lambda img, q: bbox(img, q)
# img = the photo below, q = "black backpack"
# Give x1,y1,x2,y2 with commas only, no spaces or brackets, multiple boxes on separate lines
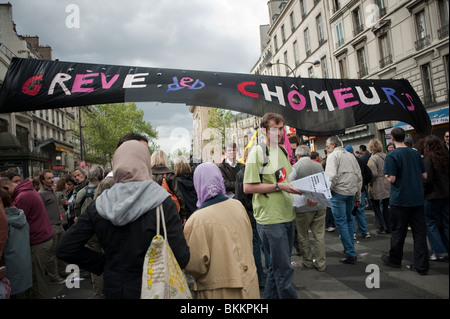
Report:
258,143,288,182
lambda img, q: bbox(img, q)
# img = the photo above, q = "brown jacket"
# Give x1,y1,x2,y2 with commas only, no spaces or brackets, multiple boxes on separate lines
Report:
368,152,391,200
183,198,259,299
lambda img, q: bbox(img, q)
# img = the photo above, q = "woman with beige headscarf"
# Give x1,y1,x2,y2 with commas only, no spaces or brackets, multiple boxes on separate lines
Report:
57,140,190,299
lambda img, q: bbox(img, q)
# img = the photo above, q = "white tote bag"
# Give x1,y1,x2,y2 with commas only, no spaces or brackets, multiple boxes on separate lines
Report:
141,204,192,299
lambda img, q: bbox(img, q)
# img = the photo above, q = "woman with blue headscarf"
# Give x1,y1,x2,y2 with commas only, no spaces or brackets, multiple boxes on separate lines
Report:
183,162,260,299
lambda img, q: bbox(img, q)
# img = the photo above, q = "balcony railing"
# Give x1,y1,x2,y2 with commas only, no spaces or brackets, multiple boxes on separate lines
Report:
415,35,431,51
318,37,326,46
438,24,449,39
358,65,369,78
336,38,345,49
379,54,393,68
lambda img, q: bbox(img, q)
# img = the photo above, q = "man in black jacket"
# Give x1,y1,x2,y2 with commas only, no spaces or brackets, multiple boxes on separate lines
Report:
218,143,244,198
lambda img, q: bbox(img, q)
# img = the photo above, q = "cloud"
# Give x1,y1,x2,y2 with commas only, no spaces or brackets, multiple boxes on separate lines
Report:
139,102,192,154
8,0,269,152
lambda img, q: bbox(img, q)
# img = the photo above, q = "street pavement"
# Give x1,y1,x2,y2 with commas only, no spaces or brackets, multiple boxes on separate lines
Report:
47,209,449,300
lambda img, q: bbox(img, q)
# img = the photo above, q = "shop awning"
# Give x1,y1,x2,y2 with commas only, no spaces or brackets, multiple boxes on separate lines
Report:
386,108,448,134
37,138,76,154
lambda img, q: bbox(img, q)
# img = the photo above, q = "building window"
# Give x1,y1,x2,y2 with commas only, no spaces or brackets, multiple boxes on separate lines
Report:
290,11,296,33
378,33,392,68
357,47,368,78
300,0,307,18
438,0,449,39
336,22,344,48
415,10,431,50
316,14,325,45
338,56,348,78
274,35,279,52
444,55,449,100
0,118,8,133
421,63,434,104
16,125,29,150
333,0,341,13
353,7,364,36
321,55,329,78
308,66,314,78
283,51,289,76
281,24,286,43
304,28,311,56
377,0,387,17
293,40,300,66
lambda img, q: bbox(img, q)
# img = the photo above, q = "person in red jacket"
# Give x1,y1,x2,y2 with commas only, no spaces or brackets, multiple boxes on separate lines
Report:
0,174,53,299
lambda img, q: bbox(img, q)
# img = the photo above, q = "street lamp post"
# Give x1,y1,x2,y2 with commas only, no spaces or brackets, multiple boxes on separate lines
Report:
265,60,320,77
265,60,321,146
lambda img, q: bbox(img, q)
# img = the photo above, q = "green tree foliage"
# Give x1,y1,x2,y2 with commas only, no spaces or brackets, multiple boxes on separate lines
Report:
207,108,240,153
78,103,158,166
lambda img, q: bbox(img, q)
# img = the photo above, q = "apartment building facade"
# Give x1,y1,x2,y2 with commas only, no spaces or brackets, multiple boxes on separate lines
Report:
190,105,261,164
0,3,78,178
252,0,449,154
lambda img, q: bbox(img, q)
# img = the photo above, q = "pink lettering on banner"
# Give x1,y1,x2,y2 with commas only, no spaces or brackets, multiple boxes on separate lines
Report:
101,73,119,89
179,77,194,87
287,90,306,111
333,87,360,109
405,93,415,111
72,73,99,93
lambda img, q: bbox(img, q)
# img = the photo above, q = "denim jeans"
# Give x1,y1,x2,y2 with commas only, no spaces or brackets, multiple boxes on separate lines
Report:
257,221,298,299
351,188,370,234
252,222,266,287
330,191,357,257
425,198,449,254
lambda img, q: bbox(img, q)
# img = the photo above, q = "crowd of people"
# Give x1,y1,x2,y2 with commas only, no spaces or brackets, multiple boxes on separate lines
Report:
0,116,448,299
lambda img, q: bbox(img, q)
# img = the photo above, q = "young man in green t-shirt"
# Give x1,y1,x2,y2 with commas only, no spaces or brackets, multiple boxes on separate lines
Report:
243,112,302,299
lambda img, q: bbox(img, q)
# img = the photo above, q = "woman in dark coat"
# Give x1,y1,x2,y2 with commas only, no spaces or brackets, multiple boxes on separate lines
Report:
173,156,198,220
422,135,449,261
151,150,187,223
56,141,190,299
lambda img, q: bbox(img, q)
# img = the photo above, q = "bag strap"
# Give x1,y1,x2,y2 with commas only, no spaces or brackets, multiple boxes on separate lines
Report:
156,204,167,239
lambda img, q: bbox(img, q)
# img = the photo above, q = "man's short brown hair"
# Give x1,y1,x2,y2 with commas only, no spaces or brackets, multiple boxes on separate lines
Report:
260,113,285,129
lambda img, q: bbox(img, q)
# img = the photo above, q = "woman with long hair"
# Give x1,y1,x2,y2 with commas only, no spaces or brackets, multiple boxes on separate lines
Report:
422,135,449,261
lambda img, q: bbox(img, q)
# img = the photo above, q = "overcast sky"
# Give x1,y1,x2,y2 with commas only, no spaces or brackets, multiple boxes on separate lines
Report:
8,0,269,155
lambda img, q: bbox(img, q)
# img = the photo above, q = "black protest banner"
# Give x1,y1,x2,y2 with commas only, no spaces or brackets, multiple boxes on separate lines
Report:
0,58,431,136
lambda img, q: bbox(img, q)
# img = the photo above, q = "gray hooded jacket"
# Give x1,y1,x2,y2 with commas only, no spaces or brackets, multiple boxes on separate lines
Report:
95,180,170,226
4,206,32,295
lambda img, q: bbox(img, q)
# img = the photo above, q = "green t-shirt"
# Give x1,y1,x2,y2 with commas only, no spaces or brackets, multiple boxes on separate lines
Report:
243,145,294,225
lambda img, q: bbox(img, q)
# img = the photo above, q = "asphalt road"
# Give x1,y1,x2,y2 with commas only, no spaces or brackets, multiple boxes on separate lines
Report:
47,209,449,300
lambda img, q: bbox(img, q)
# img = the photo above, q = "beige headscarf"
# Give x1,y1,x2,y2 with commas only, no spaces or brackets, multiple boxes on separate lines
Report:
112,140,152,183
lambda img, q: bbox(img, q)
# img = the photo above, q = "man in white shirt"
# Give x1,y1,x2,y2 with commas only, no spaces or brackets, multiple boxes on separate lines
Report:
325,136,362,264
